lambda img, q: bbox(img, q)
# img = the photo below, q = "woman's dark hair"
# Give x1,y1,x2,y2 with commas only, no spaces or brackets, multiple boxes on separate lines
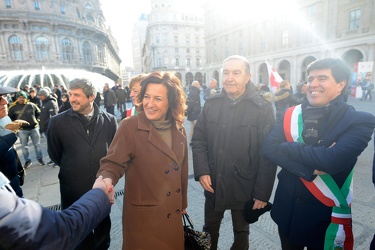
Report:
137,72,187,124
61,93,69,101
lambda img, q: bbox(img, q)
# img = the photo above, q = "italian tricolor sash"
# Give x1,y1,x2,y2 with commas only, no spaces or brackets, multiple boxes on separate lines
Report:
126,106,138,117
283,105,354,250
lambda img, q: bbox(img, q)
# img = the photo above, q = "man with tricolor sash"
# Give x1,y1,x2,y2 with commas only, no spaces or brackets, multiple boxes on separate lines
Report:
262,58,375,250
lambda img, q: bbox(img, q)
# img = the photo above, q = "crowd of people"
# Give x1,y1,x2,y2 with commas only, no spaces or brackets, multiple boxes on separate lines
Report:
1,56,375,250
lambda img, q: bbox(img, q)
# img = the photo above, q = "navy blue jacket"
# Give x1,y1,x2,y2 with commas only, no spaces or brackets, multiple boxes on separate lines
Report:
262,96,375,248
0,188,111,250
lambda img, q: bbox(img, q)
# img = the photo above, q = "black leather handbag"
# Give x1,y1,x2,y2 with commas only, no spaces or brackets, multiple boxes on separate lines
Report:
182,213,211,250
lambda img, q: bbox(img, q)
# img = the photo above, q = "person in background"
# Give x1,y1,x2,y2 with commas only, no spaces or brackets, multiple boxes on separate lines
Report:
58,93,72,113
115,84,127,115
0,173,113,250
192,55,277,249
38,88,58,138
103,83,116,115
262,58,375,249
94,91,101,107
47,78,118,250
274,80,301,121
53,84,62,107
8,91,44,168
294,80,307,103
28,87,41,108
204,78,218,100
60,85,68,94
98,72,188,249
122,74,147,119
186,80,201,144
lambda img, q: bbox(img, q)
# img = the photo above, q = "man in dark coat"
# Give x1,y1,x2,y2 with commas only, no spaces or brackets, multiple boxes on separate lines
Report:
47,78,118,250
262,58,375,249
103,83,117,115
192,55,277,249
186,80,201,143
38,88,58,137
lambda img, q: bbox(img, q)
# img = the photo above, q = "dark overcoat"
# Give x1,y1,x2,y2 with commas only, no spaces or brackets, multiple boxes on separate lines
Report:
186,86,201,121
192,83,277,211
262,96,375,248
98,112,188,250
47,105,117,207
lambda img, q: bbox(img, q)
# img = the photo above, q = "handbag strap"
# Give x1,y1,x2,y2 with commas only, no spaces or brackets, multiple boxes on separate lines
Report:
17,103,29,120
182,213,194,228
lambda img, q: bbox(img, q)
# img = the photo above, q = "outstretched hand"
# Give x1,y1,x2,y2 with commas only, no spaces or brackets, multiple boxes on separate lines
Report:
5,120,30,133
93,175,115,204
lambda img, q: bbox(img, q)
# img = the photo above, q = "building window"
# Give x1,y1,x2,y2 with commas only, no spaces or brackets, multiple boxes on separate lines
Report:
34,1,40,10
176,58,179,66
282,30,289,47
187,58,190,66
82,41,92,64
307,4,316,15
155,36,160,44
35,36,49,61
186,48,190,53
349,9,361,30
196,58,200,66
239,43,243,55
195,36,199,44
6,0,11,8
260,35,265,51
174,36,178,43
175,48,179,53
196,48,199,54
60,4,65,14
9,35,23,61
97,44,105,65
186,36,190,44
61,38,74,62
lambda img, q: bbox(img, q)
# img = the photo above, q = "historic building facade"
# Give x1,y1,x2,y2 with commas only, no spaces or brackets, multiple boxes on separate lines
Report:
0,0,121,89
203,0,375,90
142,0,206,87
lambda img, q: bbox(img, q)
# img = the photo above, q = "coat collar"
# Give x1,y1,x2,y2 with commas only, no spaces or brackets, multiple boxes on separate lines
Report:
137,111,186,165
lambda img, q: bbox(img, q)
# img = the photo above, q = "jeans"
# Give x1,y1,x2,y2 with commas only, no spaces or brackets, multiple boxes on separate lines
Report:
18,128,43,162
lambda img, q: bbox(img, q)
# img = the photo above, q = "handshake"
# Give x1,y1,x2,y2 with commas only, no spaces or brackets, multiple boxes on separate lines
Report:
92,176,115,204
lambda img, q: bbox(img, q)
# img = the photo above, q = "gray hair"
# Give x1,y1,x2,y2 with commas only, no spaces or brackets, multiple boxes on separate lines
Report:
69,78,96,98
223,55,250,74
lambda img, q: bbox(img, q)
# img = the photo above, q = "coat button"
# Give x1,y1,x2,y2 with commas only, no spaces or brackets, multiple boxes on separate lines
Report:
166,192,171,196
165,169,169,174
167,213,171,218
176,209,180,214
176,188,181,193
174,166,179,171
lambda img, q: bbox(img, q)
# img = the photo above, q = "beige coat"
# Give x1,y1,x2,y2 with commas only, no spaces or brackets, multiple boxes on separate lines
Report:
98,112,188,250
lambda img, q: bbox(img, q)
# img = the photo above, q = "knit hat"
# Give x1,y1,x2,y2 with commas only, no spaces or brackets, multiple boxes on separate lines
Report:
38,88,50,97
16,90,28,99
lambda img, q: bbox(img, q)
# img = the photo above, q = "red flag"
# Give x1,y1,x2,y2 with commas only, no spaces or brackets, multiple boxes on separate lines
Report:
266,61,283,93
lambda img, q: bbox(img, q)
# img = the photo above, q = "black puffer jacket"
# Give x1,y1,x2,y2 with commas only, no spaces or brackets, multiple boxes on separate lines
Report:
192,82,277,211
39,96,58,133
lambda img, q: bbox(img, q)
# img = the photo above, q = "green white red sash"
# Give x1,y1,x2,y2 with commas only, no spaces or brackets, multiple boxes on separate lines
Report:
283,105,354,250
126,106,138,117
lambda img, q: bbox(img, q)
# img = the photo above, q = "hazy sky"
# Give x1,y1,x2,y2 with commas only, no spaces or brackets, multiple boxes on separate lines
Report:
101,1,151,68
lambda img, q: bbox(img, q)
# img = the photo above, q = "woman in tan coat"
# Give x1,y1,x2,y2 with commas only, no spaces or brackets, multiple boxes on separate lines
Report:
98,72,188,250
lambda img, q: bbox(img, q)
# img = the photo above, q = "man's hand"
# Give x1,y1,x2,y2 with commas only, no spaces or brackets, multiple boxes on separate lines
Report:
199,175,214,193
93,175,115,204
4,120,30,133
313,170,326,175
252,199,267,209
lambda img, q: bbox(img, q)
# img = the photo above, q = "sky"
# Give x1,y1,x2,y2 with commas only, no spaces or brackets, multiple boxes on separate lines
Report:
100,1,152,68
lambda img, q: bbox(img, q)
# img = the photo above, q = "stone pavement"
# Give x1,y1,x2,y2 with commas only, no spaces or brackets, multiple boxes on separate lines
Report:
17,96,375,250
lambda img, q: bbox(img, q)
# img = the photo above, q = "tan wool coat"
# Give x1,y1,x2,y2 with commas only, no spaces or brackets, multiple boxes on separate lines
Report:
98,111,188,250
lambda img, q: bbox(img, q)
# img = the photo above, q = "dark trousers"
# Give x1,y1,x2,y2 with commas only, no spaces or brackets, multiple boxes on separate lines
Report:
75,215,111,250
370,234,375,250
278,228,320,250
203,198,249,250
105,106,115,115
